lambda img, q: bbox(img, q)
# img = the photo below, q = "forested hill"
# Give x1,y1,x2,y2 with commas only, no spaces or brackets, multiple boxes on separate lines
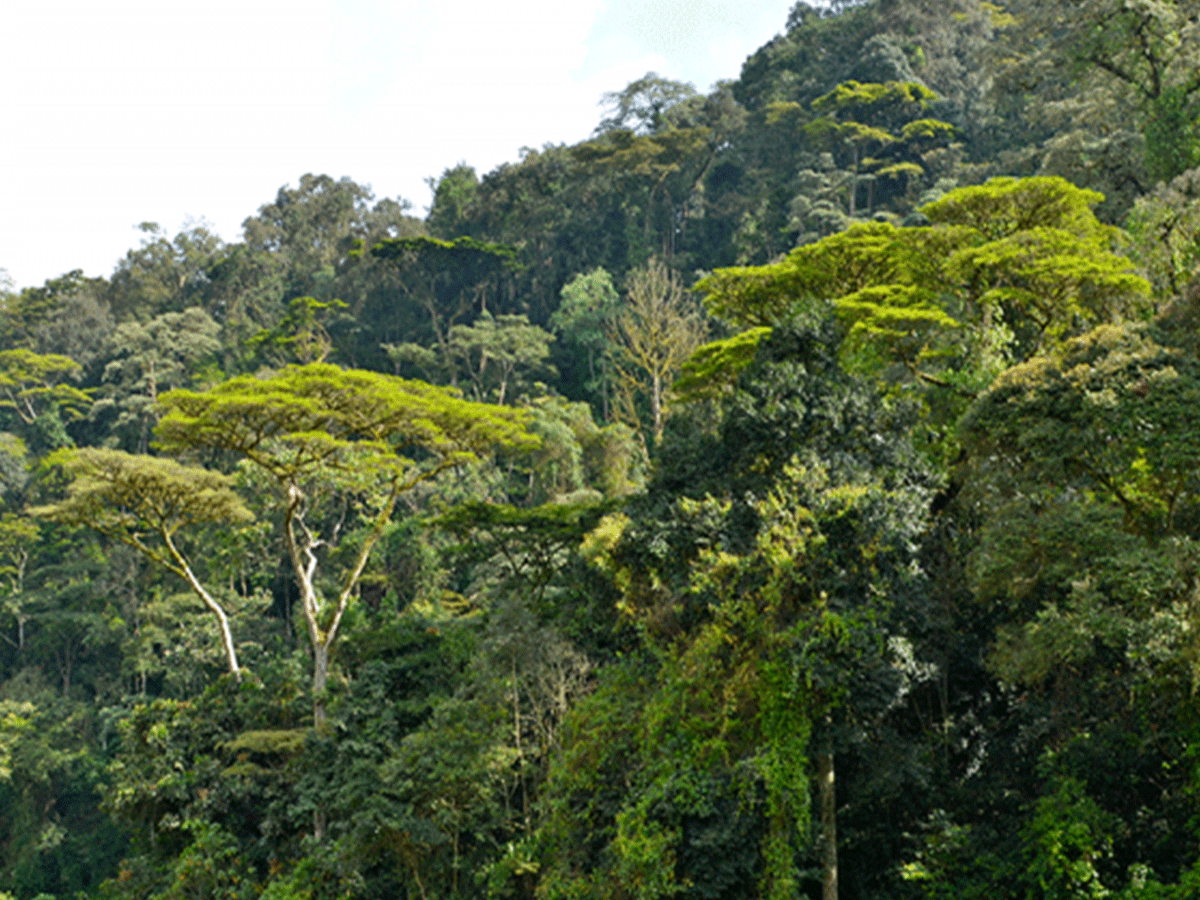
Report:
4,1,1200,899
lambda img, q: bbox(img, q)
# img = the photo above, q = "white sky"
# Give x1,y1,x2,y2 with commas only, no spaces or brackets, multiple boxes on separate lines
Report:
0,0,793,289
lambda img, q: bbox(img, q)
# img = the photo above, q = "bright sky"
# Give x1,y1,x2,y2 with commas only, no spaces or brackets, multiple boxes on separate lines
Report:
0,0,793,290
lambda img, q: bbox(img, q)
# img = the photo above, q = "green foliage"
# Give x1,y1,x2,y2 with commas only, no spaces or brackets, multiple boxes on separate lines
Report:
367,236,517,354
1021,777,1115,900
540,318,934,899
552,269,622,420
0,349,90,431
106,223,225,324
674,327,772,404
698,176,1150,448
156,362,537,724
597,73,702,136
37,449,252,544
446,311,554,405
33,447,255,676
608,258,707,448
961,323,1200,539
155,820,255,900
157,363,536,483
249,296,347,366
1144,86,1200,183
1127,166,1200,302
10,6,1200,899
93,306,222,453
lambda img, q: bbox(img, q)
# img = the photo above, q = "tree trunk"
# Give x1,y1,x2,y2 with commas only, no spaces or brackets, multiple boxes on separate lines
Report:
651,370,663,445
600,354,610,423
848,145,858,219
313,641,329,730
513,659,529,829
820,740,838,900
165,533,241,680
312,641,329,841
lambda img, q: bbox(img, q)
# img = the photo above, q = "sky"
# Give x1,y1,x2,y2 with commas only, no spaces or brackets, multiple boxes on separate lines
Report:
0,0,794,290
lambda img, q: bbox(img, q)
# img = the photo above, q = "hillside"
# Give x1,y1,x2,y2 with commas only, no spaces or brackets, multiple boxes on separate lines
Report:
3,2,1200,899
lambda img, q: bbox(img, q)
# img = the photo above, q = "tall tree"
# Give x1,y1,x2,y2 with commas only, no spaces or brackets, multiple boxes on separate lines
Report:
698,176,1150,421
93,307,222,452
105,222,225,323
32,448,253,678
155,364,536,725
445,312,554,405
551,269,621,421
608,258,706,448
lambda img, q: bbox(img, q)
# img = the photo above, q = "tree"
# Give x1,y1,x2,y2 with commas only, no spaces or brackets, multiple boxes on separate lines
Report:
32,448,253,678
573,126,717,262
608,259,706,448
155,364,536,725
93,307,222,452
943,320,1200,896
247,295,345,367
240,174,378,301
805,80,946,217
551,269,621,421
445,312,554,405
203,174,421,356
1127,166,1200,301
0,271,106,353
541,319,934,900
987,0,1200,222
105,222,225,323
698,177,1150,410
426,163,481,238
596,73,702,137
0,350,90,434
0,515,39,654
368,235,518,358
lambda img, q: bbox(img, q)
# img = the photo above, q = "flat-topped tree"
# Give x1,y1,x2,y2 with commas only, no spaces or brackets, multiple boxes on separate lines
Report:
700,177,1149,371
156,363,536,725
367,235,517,356
33,448,252,678
0,349,91,433
801,79,953,217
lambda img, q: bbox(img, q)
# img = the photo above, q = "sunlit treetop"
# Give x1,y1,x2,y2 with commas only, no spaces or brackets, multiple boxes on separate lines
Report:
0,349,90,425
156,363,538,486
696,177,1150,371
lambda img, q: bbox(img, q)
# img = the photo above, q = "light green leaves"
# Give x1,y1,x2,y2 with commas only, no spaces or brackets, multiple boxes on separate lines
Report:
156,363,536,485
698,177,1149,390
36,448,252,544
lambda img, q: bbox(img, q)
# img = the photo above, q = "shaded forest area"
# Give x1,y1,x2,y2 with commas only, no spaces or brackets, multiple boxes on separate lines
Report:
5,1,1200,898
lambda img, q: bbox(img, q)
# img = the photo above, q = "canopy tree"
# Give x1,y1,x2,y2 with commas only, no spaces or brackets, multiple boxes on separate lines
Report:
32,448,253,678
938,321,1200,895
445,311,554,405
608,258,707,448
367,235,518,360
541,320,935,900
806,79,950,216
156,363,536,725
0,514,39,653
995,0,1200,188
94,307,222,452
551,268,621,421
697,177,1150,423
0,349,90,436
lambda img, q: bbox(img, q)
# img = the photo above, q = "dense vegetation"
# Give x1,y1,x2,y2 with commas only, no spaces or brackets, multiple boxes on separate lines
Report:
5,1,1200,897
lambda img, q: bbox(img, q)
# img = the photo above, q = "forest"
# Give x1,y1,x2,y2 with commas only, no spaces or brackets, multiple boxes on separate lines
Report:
4,0,1200,897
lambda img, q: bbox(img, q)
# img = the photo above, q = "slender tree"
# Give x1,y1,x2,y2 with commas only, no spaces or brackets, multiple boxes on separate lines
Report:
609,258,706,448
155,363,536,726
33,448,253,679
